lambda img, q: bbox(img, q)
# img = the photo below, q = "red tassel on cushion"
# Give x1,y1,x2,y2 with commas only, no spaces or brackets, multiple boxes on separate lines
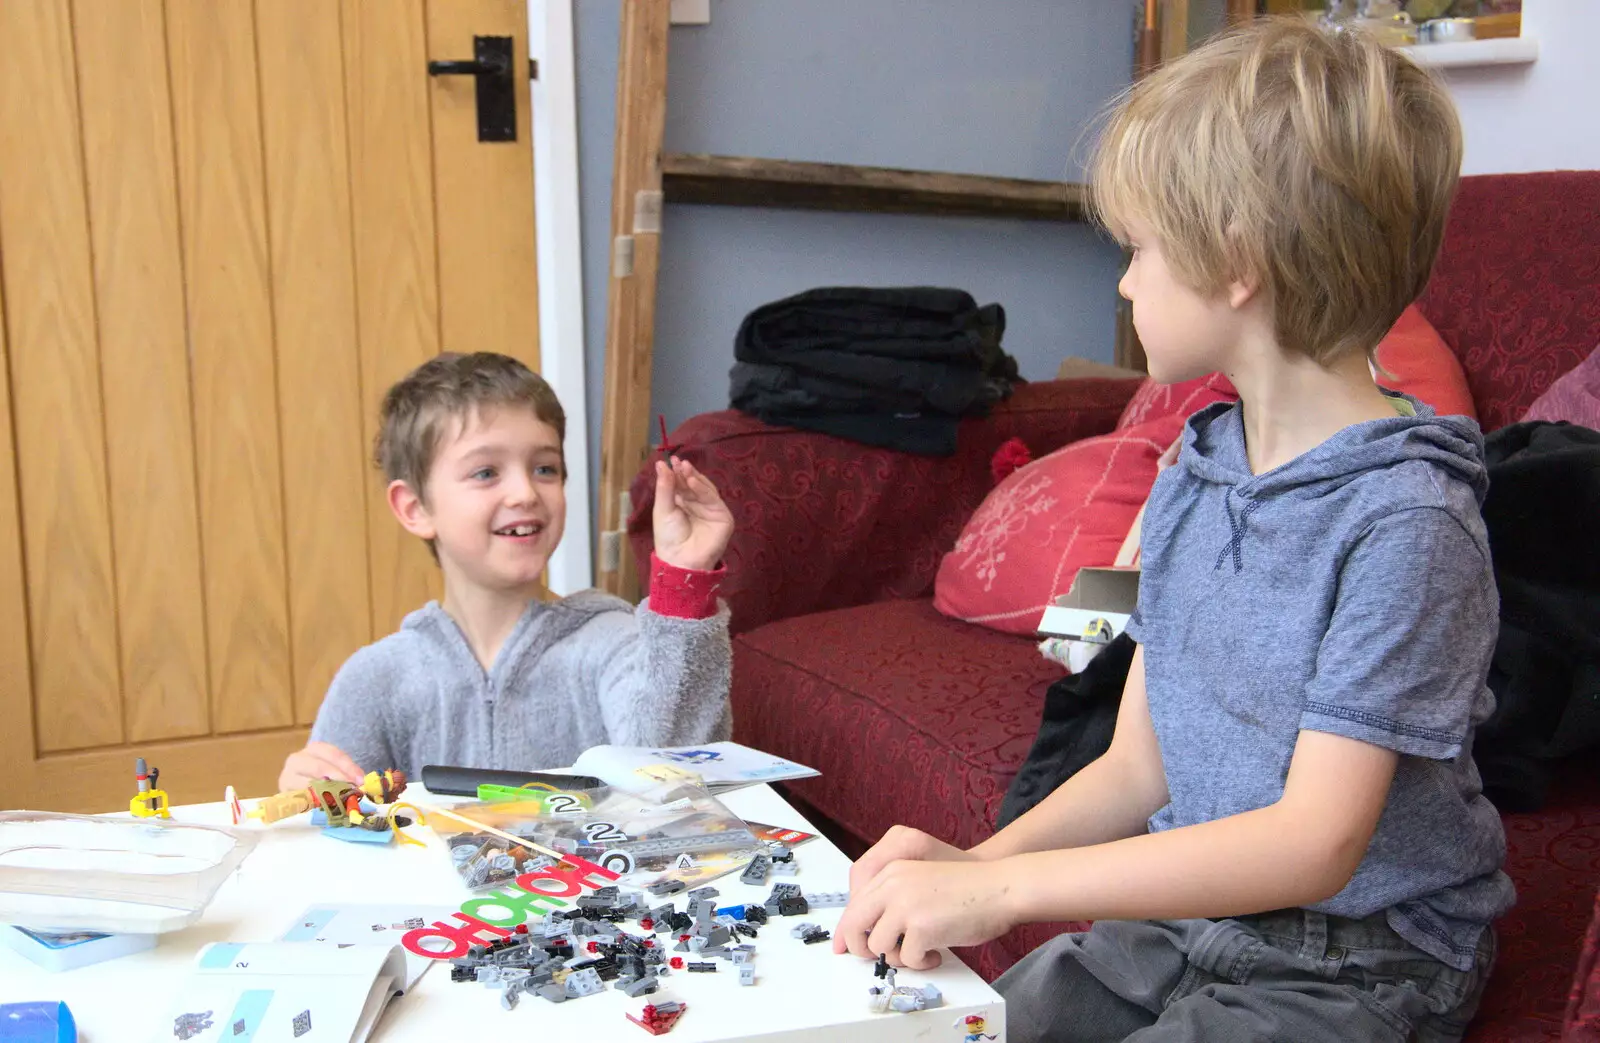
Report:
991,437,1032,483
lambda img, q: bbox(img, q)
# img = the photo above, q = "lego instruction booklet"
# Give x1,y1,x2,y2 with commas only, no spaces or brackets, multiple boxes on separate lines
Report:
566,740,820,793
154,940,405,1043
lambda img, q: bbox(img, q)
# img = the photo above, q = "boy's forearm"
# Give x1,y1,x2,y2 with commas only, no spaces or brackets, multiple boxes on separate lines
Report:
598,604,733,746
972,747,1167,861
993,802,1355,925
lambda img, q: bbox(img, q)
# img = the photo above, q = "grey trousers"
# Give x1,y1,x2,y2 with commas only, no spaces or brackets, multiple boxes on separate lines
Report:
994,909,1495,1043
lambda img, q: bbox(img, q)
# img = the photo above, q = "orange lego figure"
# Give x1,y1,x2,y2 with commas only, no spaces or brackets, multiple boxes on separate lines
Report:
248,769,408,832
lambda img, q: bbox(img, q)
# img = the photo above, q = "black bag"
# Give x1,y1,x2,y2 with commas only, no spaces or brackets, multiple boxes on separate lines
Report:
996,634,1135,830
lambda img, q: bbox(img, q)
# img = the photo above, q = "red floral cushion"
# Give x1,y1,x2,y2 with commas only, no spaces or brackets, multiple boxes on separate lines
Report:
1115,370,1238,430
934,307,1480,636
1522,343,1600,430
932,374,1236,635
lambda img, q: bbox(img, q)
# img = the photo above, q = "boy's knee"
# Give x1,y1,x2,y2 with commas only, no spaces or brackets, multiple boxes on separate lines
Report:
996,933,1157,1043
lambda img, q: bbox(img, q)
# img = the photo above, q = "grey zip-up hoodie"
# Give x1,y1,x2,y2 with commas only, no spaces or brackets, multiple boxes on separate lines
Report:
1128,393,1514,971
309,590,731,777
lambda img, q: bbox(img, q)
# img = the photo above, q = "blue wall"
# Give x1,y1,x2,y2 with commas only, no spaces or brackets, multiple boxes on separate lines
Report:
576,1,1135,521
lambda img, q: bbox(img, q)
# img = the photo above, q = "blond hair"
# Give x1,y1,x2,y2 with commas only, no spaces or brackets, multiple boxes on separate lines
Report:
376,351,565,501
1090,17,1462,363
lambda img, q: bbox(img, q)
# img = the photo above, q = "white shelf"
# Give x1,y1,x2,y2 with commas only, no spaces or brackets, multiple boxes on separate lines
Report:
1399,36,1539,68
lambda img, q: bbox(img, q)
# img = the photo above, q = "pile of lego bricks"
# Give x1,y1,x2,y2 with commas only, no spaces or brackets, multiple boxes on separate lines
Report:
448,880,849,1018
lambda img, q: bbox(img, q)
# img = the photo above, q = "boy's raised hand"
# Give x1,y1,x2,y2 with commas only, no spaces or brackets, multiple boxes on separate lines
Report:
652,456,733,573
279,742,364,792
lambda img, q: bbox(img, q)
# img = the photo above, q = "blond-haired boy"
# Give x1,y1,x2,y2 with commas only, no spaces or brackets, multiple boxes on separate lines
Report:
279,352,734,790
836,19,1510,1041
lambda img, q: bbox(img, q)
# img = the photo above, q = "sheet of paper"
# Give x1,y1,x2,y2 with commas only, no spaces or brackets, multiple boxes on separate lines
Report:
154,942,406,1043
569,740,820,792
281,904,456,990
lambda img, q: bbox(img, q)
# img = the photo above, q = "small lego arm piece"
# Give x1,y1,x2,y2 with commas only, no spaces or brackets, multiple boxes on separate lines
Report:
249,789,315,825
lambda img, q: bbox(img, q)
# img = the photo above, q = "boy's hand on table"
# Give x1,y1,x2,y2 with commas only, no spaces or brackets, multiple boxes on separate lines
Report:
833,825,981,960
847,824,974,895
278,742,364,791
652,456,733,573
833,857,1020,971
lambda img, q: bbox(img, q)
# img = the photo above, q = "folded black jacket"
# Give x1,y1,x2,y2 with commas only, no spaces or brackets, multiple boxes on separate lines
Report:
729,286,1020,455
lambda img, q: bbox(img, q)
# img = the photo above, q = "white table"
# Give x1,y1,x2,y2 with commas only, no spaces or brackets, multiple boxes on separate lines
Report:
0,785,1005,1042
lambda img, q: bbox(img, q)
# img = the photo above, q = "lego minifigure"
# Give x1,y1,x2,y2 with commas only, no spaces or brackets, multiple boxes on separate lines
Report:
868,952,944,1014
245,770,409,834
130,758,171,819
960,1014,998,1041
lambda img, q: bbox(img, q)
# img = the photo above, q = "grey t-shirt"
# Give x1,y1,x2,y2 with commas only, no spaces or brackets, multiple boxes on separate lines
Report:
1127,395,1515,971
309,589,732,778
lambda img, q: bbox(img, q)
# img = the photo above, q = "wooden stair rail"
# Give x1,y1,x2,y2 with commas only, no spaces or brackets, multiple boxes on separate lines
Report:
660,153,1088,222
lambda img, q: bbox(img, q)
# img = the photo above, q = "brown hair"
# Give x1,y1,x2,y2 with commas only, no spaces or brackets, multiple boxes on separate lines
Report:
375,351,566,502
1089,16,1462,362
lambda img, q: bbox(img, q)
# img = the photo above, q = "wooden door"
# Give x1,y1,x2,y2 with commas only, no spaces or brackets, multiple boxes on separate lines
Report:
0,0,538,813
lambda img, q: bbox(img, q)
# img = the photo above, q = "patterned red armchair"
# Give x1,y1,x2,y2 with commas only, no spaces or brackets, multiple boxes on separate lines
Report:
629,172,1600,1040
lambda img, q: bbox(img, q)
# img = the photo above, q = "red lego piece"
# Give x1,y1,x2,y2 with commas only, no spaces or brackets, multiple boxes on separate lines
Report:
514,924,529,935
640,918,654,930
587,941,601,953
669,957,684,969
627,1002,688,1035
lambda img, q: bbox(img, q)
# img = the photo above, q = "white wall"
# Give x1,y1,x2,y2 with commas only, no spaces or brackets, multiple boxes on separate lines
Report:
1442,0,1600,175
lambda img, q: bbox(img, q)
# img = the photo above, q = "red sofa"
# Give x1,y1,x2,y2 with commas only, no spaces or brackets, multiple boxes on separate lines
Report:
629,171,1600,1040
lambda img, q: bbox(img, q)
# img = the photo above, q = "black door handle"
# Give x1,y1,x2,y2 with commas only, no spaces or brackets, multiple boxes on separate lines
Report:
428,57,508,77
427,35,515,142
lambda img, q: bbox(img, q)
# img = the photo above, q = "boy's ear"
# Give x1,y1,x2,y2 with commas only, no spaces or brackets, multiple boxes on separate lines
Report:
1226,271,1262,311
387,480,436,540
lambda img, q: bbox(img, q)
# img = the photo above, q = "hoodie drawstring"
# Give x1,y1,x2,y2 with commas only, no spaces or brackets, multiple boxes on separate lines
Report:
1213,492,1262,574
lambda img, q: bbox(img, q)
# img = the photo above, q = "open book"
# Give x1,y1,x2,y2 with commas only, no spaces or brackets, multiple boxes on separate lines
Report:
568,740,820,793
154,941,405,1043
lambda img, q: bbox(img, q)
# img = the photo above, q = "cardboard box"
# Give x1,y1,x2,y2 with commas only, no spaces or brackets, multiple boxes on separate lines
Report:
1037,503,1143,646
1037,565,1140,641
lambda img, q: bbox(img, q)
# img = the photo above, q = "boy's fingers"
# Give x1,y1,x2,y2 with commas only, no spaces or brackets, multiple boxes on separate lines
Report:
835,892,878,960
653,460,678,518
304,743,363,783
865,916,906,967
900,933,942,971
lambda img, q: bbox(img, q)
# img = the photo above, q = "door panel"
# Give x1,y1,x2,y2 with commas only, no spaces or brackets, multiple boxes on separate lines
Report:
74,0,211,745
0,0,538,812
0,0,123,752
168,0,296,735
256,0,374,726
342,0,448,636
426,0,541,371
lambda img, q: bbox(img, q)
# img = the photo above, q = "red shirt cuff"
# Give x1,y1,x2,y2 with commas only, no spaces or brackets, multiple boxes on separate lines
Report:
648,552,724,619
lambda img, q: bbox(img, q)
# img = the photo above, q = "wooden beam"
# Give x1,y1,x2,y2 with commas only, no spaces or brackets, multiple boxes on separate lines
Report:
596,0,670,600
1139,0,1162,76
1227,0,1257,24
1160,0,1190,63
660,154,1088,223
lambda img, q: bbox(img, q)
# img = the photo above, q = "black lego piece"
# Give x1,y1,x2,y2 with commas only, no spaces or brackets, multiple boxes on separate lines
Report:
420,764,605,797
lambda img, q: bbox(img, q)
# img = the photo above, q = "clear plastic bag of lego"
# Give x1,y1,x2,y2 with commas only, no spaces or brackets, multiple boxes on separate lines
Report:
432,770,761,893
0,811,256,933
